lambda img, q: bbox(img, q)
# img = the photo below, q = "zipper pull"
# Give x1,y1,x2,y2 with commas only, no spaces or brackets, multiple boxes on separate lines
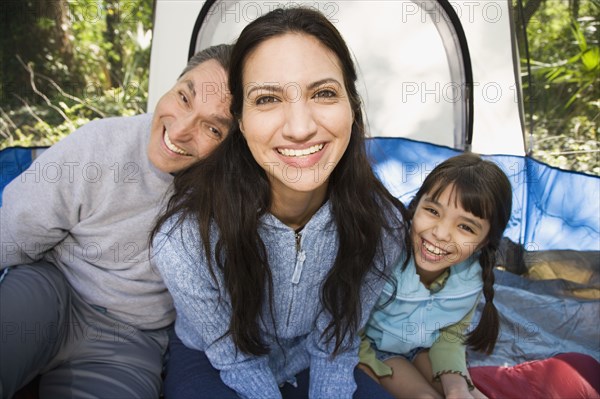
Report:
291,250,306,284
426,296,434,310
295,231,302,252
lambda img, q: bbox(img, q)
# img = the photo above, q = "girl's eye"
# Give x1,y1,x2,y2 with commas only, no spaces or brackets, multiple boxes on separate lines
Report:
459,224,476,234
256,96,279,105
424,207,439,216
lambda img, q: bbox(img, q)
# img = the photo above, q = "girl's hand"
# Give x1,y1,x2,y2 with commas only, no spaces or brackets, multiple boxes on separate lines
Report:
468,386,489,399
444,385,488,399
441,373,489,399
444,386,474,399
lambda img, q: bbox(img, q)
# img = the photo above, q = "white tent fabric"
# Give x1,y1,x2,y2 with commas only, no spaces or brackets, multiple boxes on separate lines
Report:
148,0,526,155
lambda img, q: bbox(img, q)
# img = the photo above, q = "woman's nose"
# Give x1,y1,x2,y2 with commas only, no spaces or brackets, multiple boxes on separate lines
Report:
282,103,318,141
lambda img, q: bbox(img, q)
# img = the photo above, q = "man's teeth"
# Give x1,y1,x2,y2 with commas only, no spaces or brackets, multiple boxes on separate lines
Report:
164,130,190,155
277,144,324,157
423,241,447,256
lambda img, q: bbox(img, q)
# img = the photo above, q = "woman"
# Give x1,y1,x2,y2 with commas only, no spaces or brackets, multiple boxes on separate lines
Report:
152,7,407,399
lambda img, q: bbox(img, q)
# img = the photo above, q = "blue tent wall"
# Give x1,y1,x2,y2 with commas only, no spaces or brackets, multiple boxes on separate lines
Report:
367,137,600,251
0,147,38,207
1,140,599,251
523,157,600,251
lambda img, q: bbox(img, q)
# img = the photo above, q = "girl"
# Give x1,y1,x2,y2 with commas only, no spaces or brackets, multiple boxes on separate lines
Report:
151,7,407,399
360,153,512,399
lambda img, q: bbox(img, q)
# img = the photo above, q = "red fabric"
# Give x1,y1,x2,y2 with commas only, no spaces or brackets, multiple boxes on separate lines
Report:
470,353,600,399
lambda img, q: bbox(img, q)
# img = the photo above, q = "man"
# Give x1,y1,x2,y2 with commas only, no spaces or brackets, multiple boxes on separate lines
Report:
0,44,232,398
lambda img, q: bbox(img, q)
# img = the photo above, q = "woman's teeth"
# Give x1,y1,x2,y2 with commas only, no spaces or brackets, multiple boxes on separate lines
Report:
277,144,324,157
164,130,190,156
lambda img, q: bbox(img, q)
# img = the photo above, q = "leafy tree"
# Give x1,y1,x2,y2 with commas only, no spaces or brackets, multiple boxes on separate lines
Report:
1,0,153,149
1,0,597,175
0,0,83,107
516,0,599,174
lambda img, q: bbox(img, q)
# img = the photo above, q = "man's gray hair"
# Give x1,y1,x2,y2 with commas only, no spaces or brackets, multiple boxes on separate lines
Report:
179,44,233,78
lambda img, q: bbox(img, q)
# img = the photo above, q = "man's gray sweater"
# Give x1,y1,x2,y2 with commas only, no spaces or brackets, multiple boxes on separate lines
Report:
0,114,175,330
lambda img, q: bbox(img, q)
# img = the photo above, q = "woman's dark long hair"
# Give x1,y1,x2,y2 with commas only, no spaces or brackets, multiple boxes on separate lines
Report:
406,153,513,354
152,7,407,356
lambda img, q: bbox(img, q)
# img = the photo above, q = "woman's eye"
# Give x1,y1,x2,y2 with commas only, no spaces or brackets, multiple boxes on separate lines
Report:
256,96,279,105
314,89,336,99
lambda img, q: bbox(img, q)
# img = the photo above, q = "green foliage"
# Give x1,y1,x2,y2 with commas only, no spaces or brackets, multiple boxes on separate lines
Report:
521,0,599,175
69,0,152,89
0,0,153,151
2,0,598,176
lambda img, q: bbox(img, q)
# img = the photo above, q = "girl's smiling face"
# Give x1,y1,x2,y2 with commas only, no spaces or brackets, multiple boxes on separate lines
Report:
411,183,490,285
238,33,353,201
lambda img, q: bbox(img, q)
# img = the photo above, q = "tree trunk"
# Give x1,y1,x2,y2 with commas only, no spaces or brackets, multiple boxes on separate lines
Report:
513,0,547,61
0,0,82,106
522,0,546,26
104,0,124,88
571,0,580,20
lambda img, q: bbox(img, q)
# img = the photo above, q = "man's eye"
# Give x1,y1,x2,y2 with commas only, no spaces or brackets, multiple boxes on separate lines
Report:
208,127,222,139
179,91,189,104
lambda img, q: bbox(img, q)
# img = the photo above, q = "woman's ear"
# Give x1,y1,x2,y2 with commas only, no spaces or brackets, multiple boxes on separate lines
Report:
238,119,245,135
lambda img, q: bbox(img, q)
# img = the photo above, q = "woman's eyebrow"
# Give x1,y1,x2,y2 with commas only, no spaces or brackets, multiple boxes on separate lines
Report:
307,78,341,91
246,78,342,98
246,84,283,98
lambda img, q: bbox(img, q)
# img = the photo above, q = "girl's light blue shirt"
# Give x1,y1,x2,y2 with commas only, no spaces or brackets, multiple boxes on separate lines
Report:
365,255,483,355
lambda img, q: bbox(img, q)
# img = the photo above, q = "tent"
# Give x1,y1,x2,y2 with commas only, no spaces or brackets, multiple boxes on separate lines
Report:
2,0,599,396
148,0,599,247
148,0,526,155
148,0,600,394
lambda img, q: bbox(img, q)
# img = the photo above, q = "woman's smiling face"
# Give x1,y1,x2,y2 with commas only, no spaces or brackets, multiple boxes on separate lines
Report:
239,33,353,199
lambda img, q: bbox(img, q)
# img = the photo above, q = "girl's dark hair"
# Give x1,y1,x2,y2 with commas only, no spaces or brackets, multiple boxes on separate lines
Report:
407,153,512,354
152,7,406,356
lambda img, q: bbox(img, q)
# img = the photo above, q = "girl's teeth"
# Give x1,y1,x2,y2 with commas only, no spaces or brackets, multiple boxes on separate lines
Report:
424,241,446,255
278,144,324,157
164,130,190,155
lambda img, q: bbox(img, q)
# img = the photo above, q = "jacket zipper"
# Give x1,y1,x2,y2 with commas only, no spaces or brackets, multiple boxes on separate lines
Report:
291,232,306,284
287,232,305,327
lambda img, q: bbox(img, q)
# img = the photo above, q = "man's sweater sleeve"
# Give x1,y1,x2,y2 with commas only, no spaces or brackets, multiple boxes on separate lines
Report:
0,128,92,268
152,218,282,399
